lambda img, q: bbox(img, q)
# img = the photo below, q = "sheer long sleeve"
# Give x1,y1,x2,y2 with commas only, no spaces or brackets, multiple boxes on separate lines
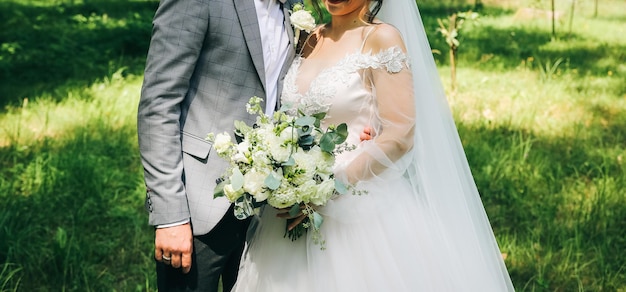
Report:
336,45,416,184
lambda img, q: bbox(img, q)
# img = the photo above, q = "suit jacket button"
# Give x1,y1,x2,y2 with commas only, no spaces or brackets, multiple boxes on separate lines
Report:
145,198,153,212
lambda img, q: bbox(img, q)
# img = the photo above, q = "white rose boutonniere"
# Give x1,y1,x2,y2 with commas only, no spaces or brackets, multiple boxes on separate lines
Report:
290,3,316,49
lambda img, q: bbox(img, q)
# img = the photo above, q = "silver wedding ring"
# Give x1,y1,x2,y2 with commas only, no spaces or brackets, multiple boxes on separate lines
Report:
162,255,171,261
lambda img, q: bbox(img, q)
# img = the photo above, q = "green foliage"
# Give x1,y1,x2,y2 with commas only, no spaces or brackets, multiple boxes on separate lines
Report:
0,0,158,108
319,123,348,153
536,57,565,81
437,10,479,49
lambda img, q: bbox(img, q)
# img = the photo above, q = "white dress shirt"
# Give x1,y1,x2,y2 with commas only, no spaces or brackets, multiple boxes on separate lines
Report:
255,0,290,115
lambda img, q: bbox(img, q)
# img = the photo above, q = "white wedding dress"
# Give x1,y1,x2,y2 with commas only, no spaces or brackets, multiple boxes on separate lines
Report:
232,27,514,292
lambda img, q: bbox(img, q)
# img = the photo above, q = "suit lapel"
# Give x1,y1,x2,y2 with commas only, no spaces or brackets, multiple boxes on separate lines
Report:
234,0,266,93
234,0,300,110
276,0,298,110
282,0,295,52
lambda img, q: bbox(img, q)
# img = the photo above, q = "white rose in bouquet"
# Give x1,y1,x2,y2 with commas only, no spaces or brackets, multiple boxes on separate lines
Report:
213,132,233,155
233,140,251,163
243,168,270,201
292,148,317,175
297,180,318,203
251,149,271,167
316,153,335,179
315,179,336,204
223,183,244,202
288,149,317,185
279,126,297,143
269,133,292,162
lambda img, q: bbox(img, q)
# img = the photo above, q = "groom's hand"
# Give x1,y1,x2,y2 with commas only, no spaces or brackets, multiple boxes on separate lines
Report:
155,223,193,274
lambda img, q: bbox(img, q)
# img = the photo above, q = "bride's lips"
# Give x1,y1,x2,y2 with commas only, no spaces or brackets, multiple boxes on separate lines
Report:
327,0,346,4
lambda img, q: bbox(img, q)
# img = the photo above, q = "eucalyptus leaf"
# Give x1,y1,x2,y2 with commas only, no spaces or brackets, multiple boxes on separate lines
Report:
234,120,251,133
312,112,326,120
298,125,312,136
279,101,294,112
298,135,315,148
312,112,326,127
283,156,295,166
231,167,244,191
264,173,281,190
312,211,324,230
296,116,316,127
335,123,348,143
213,179,227,198
289,204,301,217
319,133,335,153
334,179,348,195
320,130,348,152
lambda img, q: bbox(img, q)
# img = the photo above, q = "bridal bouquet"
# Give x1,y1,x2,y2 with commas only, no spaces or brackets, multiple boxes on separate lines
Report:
207,96,350,246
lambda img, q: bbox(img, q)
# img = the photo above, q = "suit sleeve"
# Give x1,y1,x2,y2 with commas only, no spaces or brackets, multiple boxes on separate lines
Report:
137,0,210,226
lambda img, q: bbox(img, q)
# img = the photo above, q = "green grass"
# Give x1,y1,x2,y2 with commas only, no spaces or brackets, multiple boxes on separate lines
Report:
0,72,155,291
435,1,626,289
1,0,625,291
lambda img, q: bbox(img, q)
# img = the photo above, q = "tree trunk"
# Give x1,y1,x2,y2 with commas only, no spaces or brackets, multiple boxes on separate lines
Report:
569,0,576,36
551,0,556,40
449,14,458,92
450,48,457,92
474,0,483,10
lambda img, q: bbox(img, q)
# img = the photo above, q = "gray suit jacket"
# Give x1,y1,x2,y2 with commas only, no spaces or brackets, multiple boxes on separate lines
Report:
138,0,297,235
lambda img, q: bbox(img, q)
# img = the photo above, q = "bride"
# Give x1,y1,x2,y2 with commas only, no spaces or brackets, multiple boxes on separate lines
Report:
233,0,515,291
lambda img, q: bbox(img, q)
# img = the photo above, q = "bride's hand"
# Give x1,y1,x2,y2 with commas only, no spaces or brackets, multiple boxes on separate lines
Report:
276,204,309,231
360,126,375,142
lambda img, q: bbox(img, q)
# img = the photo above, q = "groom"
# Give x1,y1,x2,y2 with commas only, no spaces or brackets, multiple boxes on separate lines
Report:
137,0,300,291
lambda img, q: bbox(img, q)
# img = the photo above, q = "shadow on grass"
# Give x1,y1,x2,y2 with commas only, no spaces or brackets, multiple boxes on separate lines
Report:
415,2,626,80
428,23,626,78
587,103,626,147
0,121,156,290
0,0,158,109
602,15,626,22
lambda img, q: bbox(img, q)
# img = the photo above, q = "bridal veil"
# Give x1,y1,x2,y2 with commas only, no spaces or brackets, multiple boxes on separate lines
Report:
377,1,515,290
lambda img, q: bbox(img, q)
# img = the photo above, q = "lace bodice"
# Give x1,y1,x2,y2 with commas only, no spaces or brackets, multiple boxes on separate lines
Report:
282,46,409,118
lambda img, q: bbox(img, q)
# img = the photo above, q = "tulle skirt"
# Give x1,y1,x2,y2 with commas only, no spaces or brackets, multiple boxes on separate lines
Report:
232,175,510,292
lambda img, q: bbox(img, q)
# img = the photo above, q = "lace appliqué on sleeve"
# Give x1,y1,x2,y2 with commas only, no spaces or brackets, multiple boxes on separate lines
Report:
374,46,410,73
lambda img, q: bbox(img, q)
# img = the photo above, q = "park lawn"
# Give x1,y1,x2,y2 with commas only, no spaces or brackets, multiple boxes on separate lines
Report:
1,0,624,291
